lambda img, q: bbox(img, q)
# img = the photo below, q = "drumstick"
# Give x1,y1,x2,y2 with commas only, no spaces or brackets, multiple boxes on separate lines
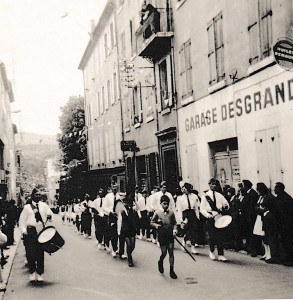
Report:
174,236,196,262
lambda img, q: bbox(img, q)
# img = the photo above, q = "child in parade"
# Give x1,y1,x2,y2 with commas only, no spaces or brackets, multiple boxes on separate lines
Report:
118,195,139,267
151,195,178,279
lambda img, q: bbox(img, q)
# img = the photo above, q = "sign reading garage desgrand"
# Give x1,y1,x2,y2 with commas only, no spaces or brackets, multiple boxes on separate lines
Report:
273,37,293,71
185,78,293,132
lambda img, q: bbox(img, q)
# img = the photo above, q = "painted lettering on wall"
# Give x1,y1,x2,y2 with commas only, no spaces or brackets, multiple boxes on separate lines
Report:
185,79,293,132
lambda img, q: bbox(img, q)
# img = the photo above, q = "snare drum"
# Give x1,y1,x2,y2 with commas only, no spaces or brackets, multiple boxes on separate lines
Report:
214,215,234,242
37,226,65,254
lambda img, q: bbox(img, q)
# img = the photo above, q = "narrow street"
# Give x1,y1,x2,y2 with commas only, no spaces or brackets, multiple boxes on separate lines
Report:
3,216,293,300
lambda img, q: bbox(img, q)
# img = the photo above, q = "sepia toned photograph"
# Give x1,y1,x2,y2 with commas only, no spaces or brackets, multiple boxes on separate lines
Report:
0,0,293,299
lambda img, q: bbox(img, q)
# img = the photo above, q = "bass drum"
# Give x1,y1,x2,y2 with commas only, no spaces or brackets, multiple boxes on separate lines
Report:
37,226,65,254
214,215,235,242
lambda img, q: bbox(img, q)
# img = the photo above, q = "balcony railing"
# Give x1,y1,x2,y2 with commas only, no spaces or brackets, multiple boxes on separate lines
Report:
136,8,173,61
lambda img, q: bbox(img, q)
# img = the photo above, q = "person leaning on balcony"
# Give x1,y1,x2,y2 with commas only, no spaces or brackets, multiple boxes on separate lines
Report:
140,1,157,25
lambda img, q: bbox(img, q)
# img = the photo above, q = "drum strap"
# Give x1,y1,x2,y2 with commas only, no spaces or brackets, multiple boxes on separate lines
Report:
205,195,221,215
31,204,45,227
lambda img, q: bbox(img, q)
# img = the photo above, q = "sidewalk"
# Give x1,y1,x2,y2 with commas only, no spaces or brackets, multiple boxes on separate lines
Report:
0,228,21,300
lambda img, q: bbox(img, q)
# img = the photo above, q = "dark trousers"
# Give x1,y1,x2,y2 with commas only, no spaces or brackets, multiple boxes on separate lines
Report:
94,215,107,244
206,219,224,255
125,236,136,262
81,213,92,236
24,227,44,275
183,210,199,245
6,224,15,246
280,229,293,262
139,211,150,238
105,223,118,252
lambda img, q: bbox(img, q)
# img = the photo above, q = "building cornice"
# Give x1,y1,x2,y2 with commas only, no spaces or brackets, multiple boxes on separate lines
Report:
78,0,115,70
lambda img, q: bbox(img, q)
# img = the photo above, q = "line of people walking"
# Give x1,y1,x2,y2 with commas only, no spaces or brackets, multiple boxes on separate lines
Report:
58,177,293,281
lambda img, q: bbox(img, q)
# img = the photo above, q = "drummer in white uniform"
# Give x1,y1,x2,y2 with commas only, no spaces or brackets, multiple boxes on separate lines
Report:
19,188,53,282
200,178,229,261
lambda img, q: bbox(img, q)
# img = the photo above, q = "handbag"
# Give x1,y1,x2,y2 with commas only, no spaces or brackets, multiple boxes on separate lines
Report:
253,215,265,236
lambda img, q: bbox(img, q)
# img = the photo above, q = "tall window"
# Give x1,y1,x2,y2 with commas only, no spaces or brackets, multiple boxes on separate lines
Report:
207,12,225,86
101,86,105,113
120,32,126,59
179,39,192,99
132,83,142,124
97,92,101,116
0,140,4,170
248,0,272,65
104,33,108,58
107,79,111,108
110,22,115,49
113,73,117,103
130,18,136,57
159,59,169,109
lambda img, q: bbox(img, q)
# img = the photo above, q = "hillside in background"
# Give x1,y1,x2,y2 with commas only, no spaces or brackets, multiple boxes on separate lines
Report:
17,132,60,192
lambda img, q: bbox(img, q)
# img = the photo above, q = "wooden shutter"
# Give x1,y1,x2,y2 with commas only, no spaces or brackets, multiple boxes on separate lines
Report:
185,40,193,94
248,0,260,64
179,44,187,98
259,0,272,58
214,13,224,81
207,20,217,85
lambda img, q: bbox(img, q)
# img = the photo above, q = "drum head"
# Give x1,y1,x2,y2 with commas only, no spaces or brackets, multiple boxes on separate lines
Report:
38,227,56,243
215,215,232,229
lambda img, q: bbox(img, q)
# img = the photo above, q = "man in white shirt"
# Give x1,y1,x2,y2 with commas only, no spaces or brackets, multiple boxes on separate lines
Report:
91,188,106,249
200,178,229,261
153,181,176,212
102,185,119,257
19,188,53,282
176,182,201,254
136,189,150,240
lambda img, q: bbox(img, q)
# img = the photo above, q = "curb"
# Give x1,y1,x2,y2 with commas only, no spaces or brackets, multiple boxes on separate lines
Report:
0,228,21,300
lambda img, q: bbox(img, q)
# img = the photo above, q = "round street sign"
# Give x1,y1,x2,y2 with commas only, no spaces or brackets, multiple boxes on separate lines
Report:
273,37,293,71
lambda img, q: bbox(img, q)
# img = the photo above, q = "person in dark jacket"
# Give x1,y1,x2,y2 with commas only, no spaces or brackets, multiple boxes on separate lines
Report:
5,200,17,246
274,182,293,266
118,196,139,267
255,182,279,263
241,180,261,256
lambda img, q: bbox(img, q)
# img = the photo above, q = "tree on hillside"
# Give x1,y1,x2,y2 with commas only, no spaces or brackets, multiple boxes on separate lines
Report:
57,96,88,203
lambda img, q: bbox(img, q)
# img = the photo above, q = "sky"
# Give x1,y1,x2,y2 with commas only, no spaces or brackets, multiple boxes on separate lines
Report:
0,0,107,135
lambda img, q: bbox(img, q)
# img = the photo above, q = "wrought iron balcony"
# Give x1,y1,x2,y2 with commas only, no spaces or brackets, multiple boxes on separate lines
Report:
136,8,173,61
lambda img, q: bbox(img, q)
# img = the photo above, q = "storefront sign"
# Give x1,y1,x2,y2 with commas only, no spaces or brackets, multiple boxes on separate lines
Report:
120,140,137,151
185,78,293,132
273,37,293,71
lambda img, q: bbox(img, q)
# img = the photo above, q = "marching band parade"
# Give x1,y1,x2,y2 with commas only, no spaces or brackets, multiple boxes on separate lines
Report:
2,177,291,287
1,0,293,299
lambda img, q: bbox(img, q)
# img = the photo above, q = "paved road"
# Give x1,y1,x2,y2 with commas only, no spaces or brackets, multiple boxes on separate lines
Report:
3,216,293,300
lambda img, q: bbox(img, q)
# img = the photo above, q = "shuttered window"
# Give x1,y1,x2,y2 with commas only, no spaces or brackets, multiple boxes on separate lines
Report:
179,39,192,99
248,0,272,65
207,12,224,86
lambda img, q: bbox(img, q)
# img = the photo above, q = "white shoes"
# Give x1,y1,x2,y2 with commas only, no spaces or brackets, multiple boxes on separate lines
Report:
36,274,44,281
29,272,36,281
98,244,103,250
120,254,127,259
111,250,117,258
191,245,198,254
147,238,152,242
138,234,143,240
209,251,216,260
218,255,228,262
152,238,157,244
